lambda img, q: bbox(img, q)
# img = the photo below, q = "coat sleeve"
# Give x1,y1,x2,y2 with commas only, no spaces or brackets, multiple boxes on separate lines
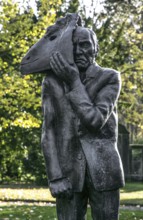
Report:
66,70,121,132
41,78,63,181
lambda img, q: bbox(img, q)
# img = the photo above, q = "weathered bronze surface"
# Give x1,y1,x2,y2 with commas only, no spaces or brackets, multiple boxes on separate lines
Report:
21,13,125,220
21,13,81,75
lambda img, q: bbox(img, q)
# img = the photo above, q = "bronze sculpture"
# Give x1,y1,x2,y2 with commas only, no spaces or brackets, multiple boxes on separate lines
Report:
21,13,125,220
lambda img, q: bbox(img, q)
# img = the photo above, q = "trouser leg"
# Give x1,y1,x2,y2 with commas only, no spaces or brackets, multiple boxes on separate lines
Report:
89,189,119,220
56,170,120,220
56,191,88,220
85,171,120,220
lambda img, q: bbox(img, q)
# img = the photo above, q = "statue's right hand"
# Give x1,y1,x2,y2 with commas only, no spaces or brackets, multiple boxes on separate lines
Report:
49,177,73,199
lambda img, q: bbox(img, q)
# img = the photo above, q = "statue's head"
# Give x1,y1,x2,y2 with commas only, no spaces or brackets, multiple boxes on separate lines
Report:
73,26,99,71
20,13,98,75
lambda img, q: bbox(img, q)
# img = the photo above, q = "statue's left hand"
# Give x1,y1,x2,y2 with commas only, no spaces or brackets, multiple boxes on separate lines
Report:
50,52,80,88
49,177,73,199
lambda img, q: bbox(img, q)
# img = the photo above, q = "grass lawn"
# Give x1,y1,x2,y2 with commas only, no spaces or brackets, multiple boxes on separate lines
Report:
0,182,143,206
0,182,143,219
120,182,143,206
0,205,143,220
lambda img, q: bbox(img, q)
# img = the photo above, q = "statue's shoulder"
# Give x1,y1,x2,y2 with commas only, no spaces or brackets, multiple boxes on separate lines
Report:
93,64,121,81
42,72,58,85
97,64,120,74
42,72,63,87
42,72,64,97
87,63,120,81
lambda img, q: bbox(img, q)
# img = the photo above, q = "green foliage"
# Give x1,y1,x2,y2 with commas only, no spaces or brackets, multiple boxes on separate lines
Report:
119,210,143,220
0,0,62,183
0,205,57,220
0,0,143,183
122,182,143,192
0,205,143,220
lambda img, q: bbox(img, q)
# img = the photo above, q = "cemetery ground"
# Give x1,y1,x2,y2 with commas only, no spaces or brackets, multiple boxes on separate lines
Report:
0,182,143,220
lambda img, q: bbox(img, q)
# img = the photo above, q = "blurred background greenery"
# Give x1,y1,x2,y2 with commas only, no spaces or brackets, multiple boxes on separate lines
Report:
0,0,143,185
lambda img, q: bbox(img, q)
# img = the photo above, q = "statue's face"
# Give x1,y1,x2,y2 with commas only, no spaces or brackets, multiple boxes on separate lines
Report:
73,27,95,71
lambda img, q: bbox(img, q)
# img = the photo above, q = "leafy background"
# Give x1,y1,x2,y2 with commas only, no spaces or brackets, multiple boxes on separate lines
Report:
0,0,143,184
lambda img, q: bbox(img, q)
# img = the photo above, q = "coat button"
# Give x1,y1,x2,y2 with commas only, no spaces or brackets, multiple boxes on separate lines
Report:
78,126,82,134
77,153,82,160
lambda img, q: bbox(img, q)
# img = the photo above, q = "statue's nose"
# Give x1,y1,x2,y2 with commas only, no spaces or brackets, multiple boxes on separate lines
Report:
76,44,82,55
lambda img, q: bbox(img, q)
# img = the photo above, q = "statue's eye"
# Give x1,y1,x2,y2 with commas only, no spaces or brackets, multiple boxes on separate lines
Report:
79,42,90,48
49,35,57,41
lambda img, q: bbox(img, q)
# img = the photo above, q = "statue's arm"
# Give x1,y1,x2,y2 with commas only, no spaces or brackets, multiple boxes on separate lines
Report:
41,79,73,198
41,83,63,181
67,71,121,132
49,52,121,132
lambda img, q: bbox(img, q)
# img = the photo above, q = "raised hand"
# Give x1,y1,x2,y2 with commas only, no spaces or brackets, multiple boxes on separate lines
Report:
50,52,80,89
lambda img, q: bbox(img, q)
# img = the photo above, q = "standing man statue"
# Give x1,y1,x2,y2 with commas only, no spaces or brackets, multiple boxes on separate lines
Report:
21,13,125,220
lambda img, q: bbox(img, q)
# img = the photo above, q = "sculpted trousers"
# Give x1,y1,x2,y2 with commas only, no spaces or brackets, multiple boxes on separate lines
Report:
56,169,120,220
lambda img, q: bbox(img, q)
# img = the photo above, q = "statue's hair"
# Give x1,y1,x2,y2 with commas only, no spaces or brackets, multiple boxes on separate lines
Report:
88,29,99,58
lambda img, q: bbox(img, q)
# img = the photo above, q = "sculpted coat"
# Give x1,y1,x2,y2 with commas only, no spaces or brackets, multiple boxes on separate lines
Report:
20,13,125,219
41,63,125,192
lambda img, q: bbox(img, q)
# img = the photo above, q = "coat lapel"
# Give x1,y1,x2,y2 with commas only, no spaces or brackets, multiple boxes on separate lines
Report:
83,63,103,102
